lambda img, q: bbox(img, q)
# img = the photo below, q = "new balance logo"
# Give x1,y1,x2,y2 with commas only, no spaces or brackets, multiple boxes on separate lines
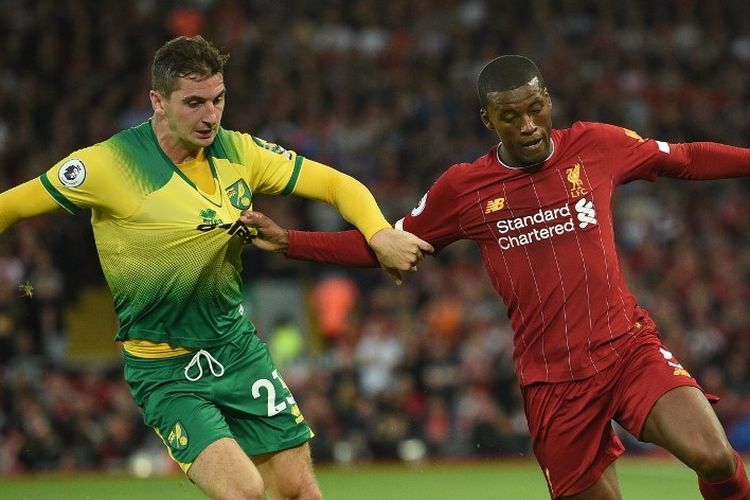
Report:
485,197,505,214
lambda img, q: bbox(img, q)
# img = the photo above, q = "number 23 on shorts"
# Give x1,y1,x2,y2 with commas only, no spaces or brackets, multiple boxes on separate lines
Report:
251,369,304,422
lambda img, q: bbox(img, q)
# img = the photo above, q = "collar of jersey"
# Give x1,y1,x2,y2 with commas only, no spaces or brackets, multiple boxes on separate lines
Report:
147,120,224,208
495,137,556,171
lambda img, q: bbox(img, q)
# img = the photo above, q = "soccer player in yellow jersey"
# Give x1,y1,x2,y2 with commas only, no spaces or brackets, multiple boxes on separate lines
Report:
0,36,432,499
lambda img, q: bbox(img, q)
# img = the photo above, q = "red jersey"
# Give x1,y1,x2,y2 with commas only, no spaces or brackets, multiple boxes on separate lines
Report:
288,122,750,384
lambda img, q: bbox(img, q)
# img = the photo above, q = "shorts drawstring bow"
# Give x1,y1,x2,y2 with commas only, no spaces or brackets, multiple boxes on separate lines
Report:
184,349,225,381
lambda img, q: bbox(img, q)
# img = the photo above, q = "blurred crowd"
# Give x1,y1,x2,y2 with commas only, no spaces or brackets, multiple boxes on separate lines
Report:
1,0,750,474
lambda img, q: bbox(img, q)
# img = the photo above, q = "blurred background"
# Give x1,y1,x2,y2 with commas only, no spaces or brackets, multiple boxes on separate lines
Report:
0,0,749,479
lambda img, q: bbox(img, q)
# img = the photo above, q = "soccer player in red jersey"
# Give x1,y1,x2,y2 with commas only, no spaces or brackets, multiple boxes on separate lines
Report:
242,56,750,499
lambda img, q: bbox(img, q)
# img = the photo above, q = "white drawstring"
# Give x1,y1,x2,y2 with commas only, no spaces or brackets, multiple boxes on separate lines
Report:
184,349,225,381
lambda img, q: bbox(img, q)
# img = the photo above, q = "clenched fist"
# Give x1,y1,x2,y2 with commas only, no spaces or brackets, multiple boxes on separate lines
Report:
368,227,434,285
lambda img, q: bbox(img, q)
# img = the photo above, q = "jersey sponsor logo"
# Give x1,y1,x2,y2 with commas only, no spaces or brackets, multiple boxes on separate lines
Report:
58,159,87,187
411,192,428,217
167,421,189,451
196,208,256,244
226,179,252,210
495,197,598,250
565,162,588,197
484,197,505,214
575,198,597,228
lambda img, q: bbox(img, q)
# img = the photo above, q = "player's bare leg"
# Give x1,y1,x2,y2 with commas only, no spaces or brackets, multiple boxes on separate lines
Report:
642,386,749,498
561,462,622,500
252,442,322,500
188,437,265,499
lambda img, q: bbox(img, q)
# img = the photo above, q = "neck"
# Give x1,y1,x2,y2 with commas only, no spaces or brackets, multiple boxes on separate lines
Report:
151,115,201,164
496,139,555,170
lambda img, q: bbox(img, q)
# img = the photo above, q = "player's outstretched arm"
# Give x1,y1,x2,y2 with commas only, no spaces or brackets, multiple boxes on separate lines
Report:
0,179,61,233
289,160,433,280
239,211,290,253
241,211,433,285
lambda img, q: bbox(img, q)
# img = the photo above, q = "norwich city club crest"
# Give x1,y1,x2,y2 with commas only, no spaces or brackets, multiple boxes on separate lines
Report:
226,179,252,210
167,421,189,451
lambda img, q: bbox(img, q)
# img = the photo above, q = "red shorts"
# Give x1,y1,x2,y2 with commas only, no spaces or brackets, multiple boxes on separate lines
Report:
522,326,718,499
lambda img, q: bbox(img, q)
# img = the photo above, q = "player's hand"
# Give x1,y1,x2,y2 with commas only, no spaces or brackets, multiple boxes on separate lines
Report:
239,211,289,253
368,228,434,285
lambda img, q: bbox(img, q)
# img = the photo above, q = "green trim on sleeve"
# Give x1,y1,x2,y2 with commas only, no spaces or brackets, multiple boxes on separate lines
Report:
281,155,304,196
39,174,81,214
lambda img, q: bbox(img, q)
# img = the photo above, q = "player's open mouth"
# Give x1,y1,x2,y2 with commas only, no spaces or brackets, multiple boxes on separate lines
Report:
521,137,543,150
196,129,214,139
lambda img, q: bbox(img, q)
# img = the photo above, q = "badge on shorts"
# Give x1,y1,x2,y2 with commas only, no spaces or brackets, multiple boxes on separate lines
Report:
167,421,189,451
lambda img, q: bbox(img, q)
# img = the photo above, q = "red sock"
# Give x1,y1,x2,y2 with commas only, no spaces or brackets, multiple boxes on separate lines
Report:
699,451,750,500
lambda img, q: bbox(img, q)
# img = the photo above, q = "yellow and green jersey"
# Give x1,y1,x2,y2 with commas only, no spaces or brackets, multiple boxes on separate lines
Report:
40,121,306,349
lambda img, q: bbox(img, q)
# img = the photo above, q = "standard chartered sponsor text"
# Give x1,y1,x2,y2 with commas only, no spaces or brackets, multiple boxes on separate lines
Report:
497,204,578,250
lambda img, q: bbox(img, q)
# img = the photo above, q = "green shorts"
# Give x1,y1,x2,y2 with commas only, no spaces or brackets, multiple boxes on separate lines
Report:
123,332,312,473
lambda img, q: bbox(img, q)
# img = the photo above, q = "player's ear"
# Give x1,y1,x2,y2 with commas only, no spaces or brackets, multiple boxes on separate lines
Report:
149,90,166,115
480,108,494,131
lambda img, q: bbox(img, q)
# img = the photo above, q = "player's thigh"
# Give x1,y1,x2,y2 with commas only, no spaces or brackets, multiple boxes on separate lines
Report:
252,442,321,500
523,374,624,499
189,437,264,499
613,333,718,443
641,386,733,474
610,336,732,474
562,462,621,500
124,354,236,473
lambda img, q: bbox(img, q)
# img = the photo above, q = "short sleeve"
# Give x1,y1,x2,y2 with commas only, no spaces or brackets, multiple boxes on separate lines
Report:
234,134,304,196
398,166,464,252
39,144,112,213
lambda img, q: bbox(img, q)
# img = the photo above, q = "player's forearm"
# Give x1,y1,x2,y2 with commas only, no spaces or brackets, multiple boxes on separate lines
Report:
286,229,380,267
658,142,750,180
0,179,60,233
293,160,389,241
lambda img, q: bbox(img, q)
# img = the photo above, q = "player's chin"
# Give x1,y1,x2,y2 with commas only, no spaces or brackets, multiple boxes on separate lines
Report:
520,142,550,164
517,151,543,166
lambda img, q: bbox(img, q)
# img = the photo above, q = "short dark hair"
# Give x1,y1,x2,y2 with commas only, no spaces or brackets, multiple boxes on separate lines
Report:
477,55,545,107
152,36,229,96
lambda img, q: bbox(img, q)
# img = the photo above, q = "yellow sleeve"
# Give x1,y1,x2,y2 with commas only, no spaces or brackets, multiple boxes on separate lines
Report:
240,134,303,196
236,133,389,240
39,144,116,213
291,159,390,241
0,178,61,233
